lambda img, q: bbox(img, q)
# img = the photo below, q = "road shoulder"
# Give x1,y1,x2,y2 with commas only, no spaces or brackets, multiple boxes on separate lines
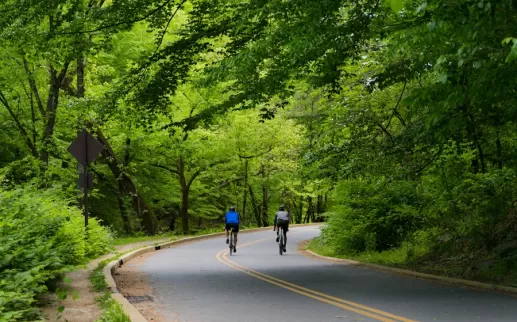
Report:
300,240,517,297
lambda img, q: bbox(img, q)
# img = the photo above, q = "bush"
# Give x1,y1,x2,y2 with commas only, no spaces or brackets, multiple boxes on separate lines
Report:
0,186,112,321
321,179,423,254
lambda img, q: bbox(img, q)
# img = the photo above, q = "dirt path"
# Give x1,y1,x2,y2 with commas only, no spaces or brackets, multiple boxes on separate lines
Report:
113,252,168,322
39,238,172,322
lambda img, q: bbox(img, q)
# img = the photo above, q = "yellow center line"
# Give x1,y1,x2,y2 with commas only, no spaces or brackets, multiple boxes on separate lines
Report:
216,234,417,322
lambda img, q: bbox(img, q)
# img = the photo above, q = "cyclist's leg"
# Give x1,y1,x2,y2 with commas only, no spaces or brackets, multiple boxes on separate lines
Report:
225,224,229,244
283,222,288,247
233,225,239,251
275,219,280,242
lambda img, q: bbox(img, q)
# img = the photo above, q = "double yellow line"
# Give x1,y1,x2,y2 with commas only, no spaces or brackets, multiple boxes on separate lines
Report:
216,237,416,322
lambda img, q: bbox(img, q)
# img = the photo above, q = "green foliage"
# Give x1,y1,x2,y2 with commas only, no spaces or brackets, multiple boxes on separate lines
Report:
321,179,423,254
0,186,111,321
95,293,131,322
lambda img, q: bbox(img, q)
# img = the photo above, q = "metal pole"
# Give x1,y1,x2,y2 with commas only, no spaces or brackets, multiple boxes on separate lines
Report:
84,130,89,228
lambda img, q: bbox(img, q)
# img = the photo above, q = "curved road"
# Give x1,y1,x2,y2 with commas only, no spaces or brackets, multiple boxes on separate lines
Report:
128,226,517,322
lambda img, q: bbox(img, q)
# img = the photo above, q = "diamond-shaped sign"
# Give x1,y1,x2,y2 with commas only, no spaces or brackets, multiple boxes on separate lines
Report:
67,129,104,165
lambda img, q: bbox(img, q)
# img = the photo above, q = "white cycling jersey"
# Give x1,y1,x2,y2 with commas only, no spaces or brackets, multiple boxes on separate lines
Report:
275,210,289,221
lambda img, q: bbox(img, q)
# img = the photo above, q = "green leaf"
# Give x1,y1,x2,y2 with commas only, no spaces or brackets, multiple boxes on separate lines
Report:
58,306,65,313
389,0,404,12
502,37,514,45
416,2,427,13
64,277,72,285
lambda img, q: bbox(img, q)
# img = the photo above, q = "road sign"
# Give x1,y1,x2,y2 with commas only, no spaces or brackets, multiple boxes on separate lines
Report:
79,172,94,189
67,129,104,228
67,129,104,165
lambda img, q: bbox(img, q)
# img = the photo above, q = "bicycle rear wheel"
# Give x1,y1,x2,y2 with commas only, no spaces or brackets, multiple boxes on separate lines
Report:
279,228,283,256
229,230,234,256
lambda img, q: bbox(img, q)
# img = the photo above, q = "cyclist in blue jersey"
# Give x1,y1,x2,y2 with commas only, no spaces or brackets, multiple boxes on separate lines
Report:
225,206,240,252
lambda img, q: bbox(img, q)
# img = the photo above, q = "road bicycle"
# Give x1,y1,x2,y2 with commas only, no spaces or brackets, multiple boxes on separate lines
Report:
278,226,285,256
229,227,235,256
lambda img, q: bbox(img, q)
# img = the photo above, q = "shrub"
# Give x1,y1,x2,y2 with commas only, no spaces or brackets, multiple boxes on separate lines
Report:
321,179,423,254
0,186,112,321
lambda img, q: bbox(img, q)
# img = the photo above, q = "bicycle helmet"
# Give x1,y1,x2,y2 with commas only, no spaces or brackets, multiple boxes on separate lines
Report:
229,206,236,211
279,205,285,211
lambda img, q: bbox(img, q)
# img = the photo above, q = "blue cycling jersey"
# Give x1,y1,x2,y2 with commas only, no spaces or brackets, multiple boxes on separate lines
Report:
225,211,239,224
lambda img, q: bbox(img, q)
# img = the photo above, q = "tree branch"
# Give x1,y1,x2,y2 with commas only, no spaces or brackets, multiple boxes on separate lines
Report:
238,146,274,159
0,90,38,156
187,160,228,188
386,80,407,129
191,176,245,202
416,145,444,175
152,0,188,55
145,162,180,175
56,0,179,35
22,57,45,117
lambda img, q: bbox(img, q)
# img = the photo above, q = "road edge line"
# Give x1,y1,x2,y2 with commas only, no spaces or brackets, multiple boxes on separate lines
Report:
303,248,517,296
105,223,321,321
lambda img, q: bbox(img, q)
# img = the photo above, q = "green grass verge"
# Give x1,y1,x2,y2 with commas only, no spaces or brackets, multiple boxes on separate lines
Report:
307,237,517,288
112,225,260,246
112,233,177,246
96,293,131,322
89,254,130,322
307,237,427,266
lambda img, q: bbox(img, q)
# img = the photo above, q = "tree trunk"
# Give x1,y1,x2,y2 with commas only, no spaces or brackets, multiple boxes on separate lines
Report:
169,212,177,232
40,67,63,165
288,192,294,224
77,57,86,98
95,129,159,235
261,165,269,227
249,185,261,227
180,186,189,234
296,194,303,224
304,197,314,223
178,157,190,234
317,195,324,214
116,184,133,235
496,131,502,170
242,159,249,222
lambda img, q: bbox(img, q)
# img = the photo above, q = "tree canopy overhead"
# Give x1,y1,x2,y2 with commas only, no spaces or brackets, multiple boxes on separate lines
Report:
3,0,517,320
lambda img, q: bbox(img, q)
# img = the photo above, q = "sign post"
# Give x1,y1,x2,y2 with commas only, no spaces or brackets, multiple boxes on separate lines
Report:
67,129,104,227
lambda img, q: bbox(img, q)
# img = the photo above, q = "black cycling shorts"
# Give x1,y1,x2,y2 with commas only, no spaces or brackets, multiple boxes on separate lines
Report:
226,223,239,233
276,219,289,232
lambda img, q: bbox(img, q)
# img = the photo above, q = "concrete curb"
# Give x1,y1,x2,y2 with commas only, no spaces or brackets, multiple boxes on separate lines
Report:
105,223,321,321
304,249,517,296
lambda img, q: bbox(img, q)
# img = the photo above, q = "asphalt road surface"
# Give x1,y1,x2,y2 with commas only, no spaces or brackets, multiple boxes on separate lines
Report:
129,226,517,322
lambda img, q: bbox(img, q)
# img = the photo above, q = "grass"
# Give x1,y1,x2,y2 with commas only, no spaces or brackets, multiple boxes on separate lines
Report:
308,237,427,266
112,232,177,246
89,258,112,292
96,293,131,322
112,225,261,246
89,253,132,322
307,237,517,288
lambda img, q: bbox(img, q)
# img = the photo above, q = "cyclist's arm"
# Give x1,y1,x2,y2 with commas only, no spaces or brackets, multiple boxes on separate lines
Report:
273,213,278,229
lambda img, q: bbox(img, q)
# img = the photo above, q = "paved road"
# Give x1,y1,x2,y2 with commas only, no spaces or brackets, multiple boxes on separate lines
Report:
129,226,517,322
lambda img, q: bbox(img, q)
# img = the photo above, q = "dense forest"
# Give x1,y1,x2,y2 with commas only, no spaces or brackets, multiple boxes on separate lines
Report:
2,0,517,320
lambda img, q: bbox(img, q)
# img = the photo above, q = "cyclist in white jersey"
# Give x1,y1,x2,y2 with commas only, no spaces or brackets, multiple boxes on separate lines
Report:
273,205,289,252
